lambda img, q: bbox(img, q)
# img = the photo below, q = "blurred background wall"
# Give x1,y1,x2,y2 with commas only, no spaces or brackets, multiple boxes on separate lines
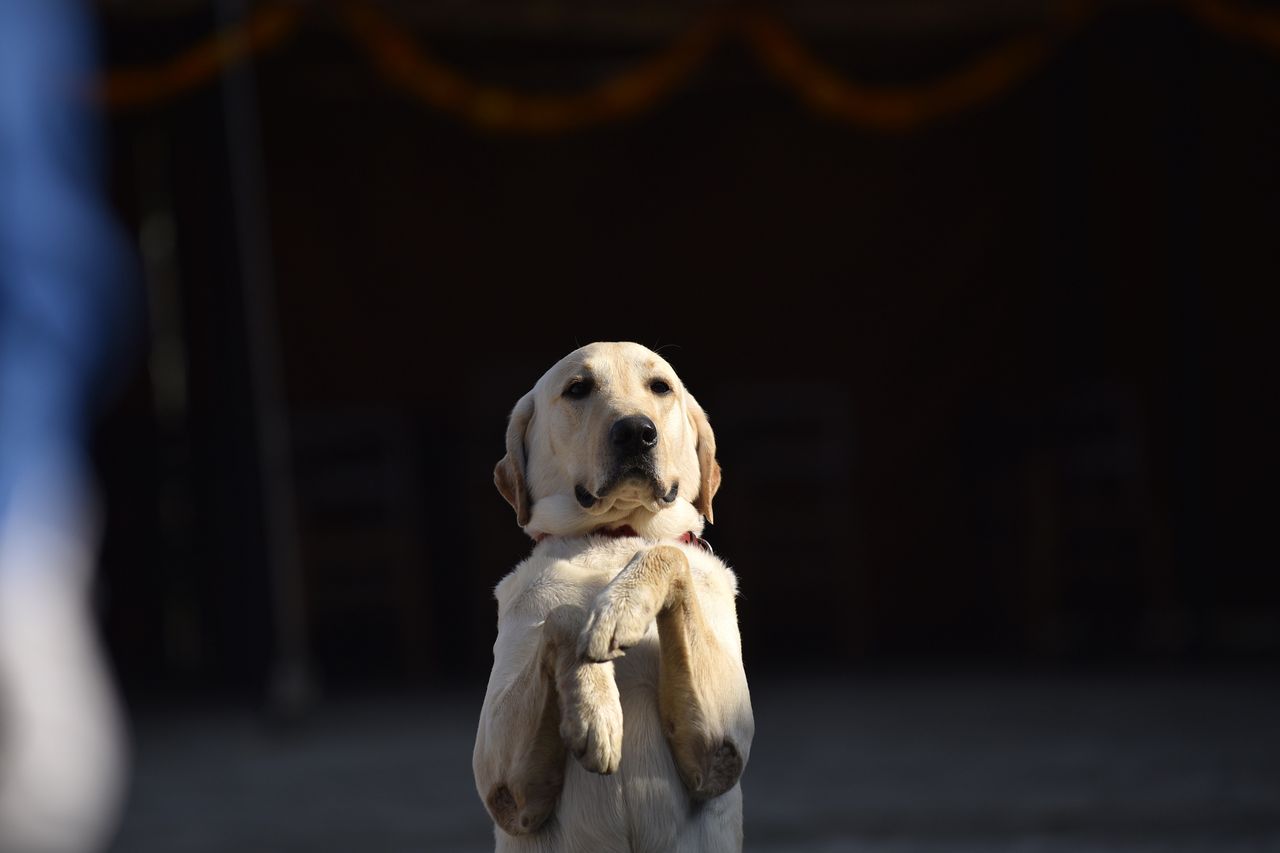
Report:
90,0,1279,701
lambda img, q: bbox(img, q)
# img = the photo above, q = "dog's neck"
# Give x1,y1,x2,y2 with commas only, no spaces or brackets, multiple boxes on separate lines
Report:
524,495,704,543
530,527,710,553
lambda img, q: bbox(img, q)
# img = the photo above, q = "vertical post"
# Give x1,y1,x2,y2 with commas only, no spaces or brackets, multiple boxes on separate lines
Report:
1165,15,1207,652
216,0,314,717
1029,48,1092,655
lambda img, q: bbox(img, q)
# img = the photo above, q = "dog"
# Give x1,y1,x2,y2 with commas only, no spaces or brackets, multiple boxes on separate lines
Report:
473,342,754,852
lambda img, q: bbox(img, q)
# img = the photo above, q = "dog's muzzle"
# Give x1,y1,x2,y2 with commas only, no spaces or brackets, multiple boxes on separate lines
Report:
575,415,677,509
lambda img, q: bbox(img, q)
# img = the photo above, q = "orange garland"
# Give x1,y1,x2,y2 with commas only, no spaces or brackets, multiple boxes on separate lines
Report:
97,3,302,109
1184,0,1280,52
93,0,1280,132
738,9,1081,133
339,2,728,133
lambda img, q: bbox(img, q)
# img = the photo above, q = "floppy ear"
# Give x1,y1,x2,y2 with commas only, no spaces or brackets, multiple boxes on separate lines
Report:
494,391,535,527
686,394,722,524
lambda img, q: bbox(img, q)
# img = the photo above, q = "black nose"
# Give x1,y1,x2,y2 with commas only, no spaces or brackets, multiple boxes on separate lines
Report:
610,415,658,456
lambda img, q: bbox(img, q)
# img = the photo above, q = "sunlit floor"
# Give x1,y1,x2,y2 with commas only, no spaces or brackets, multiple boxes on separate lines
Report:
109,671,1280,852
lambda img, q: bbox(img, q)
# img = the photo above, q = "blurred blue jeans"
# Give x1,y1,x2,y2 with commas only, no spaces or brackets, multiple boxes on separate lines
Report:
0,0,133,542
0,4,132,847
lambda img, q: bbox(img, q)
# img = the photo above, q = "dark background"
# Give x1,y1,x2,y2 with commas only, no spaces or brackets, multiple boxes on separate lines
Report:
87,1,1279,849
95,0,1280,693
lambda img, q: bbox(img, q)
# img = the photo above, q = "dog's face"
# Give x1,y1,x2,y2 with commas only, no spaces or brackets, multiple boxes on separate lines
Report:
495,342,720,535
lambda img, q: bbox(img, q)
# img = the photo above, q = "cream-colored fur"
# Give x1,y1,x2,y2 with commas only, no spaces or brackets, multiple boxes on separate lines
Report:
474,342,754,853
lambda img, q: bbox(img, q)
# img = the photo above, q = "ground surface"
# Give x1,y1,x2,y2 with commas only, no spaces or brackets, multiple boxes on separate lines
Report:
109,671,1280,852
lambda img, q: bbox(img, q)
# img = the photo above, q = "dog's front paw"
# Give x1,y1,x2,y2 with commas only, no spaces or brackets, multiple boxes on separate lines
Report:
559,665,624,774
579,546,687,662
580,592,660,662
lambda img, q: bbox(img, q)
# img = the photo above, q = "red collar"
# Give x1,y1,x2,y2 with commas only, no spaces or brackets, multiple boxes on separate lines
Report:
532,526,711,552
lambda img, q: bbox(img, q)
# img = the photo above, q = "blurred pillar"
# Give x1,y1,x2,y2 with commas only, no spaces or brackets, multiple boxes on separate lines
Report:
1164,15,1208,651
1028,44,1094,655
216,0,315,717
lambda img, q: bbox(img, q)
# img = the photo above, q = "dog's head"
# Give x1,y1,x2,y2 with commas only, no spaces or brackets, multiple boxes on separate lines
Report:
494,342,720,538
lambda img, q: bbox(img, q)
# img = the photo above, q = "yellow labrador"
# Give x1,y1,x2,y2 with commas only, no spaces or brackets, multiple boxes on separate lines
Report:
473,342,754,852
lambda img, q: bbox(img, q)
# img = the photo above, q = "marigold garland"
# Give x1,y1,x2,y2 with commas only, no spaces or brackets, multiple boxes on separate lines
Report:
94,0,1280,133
339,2,728,133
737,8,1085,132
98,3,302,108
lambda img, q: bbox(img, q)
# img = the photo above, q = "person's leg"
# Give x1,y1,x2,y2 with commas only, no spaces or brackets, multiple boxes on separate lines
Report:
0,470,125,853
0,2,134,850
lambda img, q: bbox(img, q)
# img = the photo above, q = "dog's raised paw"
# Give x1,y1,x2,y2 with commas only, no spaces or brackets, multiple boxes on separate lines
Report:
579,594,656,663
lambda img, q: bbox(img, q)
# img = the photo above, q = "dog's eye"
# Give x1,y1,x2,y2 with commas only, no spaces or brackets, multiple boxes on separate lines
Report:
650,379,672,395
564,379,593,400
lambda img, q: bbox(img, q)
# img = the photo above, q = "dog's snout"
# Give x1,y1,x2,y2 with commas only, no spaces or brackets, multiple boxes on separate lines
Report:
610,415,658,456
